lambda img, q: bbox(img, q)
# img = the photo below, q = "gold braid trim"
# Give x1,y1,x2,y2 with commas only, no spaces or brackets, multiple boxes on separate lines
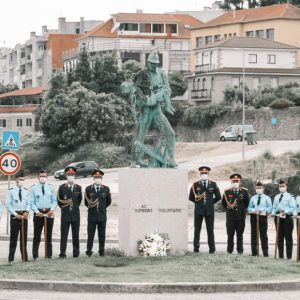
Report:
85,192,99,208
224,191,237,210
192,183,207,202
57,190,72,208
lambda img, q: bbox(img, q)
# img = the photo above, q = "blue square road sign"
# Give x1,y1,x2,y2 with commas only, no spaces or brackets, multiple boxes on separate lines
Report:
2,131,20,150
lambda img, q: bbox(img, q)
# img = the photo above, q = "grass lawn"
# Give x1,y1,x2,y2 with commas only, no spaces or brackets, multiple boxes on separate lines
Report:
0,253,300,283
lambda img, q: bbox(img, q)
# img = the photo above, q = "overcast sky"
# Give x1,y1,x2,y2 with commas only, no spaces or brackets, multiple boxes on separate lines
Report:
0,0,214,48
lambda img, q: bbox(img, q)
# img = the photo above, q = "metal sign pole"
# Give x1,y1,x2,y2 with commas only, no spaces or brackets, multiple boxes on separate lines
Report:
6,175,10,235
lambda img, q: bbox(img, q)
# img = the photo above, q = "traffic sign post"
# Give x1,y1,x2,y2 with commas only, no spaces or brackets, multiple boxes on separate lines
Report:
0,152,21,234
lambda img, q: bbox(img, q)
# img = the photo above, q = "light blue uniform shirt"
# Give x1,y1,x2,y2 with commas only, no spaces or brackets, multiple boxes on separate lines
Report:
272,192,295,215
6,187,31,216
0,201,3,217
295,196,300,215
248,193,272,214
31,183,57,213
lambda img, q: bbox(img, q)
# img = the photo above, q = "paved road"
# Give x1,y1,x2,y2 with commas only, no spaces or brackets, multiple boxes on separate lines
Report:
0,290,299,300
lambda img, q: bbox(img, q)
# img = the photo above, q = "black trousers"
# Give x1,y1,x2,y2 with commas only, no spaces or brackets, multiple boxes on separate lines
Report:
32,215,54,259
250,214,268,256
274,216,294,259
8,217,28,262
86,220,106,256
226,219,245,254
193,214,215,252
60,219,80,257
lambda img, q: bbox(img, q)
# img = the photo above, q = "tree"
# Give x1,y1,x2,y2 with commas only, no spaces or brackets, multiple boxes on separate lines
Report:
46,72,67,100
122,59,143,80
90,52,123,95
73,48,92,88
260,0,300,6
220,0,245,10
168,73,188,98
0,83,18,95
40,82,133,149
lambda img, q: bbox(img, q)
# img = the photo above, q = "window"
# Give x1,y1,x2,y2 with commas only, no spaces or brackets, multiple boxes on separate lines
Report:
211,77,214,90
168,24,177,34
75,28,80,34
233,33,237,37
205,36,212,44
196,37,204,47
202,78,206,89
17,119,23,127
26,118,32,127
228,33,232,37
271,77,279,88
214,35,221,41
139,23,151,33
152,24,164,33
248,54,257,64
266,28,274,40
120,23,139,31
224,34,227,38
0,119,6,128
256,30,264,38
252,77,260,89
268,54,276,64
246,31,254,37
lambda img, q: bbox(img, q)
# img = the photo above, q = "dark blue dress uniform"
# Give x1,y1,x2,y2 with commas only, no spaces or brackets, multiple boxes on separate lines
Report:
189,171,221,253
6,182,31,262
57,180,82,258
222,174,249,254
85,169,111,256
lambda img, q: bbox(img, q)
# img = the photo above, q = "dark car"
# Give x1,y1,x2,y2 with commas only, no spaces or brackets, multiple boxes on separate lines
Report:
54,161,99,180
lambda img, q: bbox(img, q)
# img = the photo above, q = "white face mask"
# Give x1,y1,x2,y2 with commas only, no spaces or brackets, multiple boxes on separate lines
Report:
67,175,75,184
200,174,208,181
17,180,24,188
39,177,46,184
231,182,240,189
279,187,287,193
94,178,102,186
256,188,263,195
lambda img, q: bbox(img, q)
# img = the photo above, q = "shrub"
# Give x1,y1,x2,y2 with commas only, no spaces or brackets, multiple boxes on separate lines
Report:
183,104,232,129
255,93,276,108
165,102,185,127
269,98,294,109
263,150,274,160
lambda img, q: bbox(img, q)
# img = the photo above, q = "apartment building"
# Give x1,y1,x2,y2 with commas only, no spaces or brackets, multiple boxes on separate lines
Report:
63,12,202,73
4,17,102,89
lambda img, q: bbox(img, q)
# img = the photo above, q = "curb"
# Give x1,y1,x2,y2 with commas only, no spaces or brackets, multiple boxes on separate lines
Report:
0,279,300,293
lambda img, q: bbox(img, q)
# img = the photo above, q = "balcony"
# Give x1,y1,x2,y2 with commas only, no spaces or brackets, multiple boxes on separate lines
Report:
191,89,211,101
20,57,26,65
195,64,216,74
26,53,32,62
26,71,32,80
37,50,44,60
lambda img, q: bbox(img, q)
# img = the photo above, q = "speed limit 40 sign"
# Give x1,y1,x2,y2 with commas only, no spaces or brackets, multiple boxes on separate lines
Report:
0,152,21,175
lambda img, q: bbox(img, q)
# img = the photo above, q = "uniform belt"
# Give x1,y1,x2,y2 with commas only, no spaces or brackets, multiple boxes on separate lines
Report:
38,208,50,213
15,211,28,215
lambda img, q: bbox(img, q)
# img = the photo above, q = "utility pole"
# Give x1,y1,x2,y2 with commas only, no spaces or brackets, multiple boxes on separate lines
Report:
242,47,246,169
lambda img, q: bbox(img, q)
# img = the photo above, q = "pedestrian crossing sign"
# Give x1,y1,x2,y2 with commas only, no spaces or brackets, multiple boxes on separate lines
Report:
2,131,20,150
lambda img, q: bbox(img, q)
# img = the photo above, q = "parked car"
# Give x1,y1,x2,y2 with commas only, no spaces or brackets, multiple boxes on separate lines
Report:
54,161,99,180
220,125,255,142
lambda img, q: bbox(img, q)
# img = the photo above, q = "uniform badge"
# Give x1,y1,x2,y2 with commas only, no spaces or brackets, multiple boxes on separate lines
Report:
37,195,40,199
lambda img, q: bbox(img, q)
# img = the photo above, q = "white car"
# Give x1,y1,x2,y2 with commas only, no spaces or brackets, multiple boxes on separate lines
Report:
220,125,255,142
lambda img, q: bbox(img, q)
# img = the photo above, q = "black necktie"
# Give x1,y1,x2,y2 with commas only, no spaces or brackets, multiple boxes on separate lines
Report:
19,189,22,201
279,194,283,203
42,185,45,195
96,186,100,195
257,195,261,206
203,181,207,190
69,186,72,194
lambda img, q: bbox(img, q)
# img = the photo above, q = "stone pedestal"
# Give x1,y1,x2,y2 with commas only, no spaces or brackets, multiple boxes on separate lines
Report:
118,169,188,256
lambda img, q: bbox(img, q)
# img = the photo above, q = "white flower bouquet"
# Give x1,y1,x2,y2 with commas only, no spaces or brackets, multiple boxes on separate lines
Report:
138,233,171,256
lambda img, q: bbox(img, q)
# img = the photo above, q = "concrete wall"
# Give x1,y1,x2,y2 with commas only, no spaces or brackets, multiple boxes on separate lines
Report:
175,106,300,142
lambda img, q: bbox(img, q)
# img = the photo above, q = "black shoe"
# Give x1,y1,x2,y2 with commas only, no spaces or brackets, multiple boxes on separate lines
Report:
227,251,232,254
194,249,199,253
73,255,79,258
264,254,269,257
86,251,93,257
238,252,243,255
209,250,215,254
32,257,38,261
59,254,66,259
8,261,13,265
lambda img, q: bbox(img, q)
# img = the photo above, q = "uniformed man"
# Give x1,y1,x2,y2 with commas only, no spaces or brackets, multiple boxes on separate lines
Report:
189,166,221,253
85,169,111,257
222,173,249,254
295,187,300,260
6,171,31,263
247,181,272,257
31,168,57,260
57,166,82,258
271,179,295,259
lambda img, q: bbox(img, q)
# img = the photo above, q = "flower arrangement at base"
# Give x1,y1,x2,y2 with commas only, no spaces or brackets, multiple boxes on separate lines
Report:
137,233,171,256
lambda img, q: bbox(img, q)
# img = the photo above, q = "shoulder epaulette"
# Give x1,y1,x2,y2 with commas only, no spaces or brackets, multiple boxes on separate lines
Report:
241,187,248,191
209,180,216,184
224,188,231,191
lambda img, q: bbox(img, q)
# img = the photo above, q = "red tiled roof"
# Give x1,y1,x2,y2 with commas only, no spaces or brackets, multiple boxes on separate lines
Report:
0,87,44,99
0,106,38,113
78,13,202,40
191,3,300,29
